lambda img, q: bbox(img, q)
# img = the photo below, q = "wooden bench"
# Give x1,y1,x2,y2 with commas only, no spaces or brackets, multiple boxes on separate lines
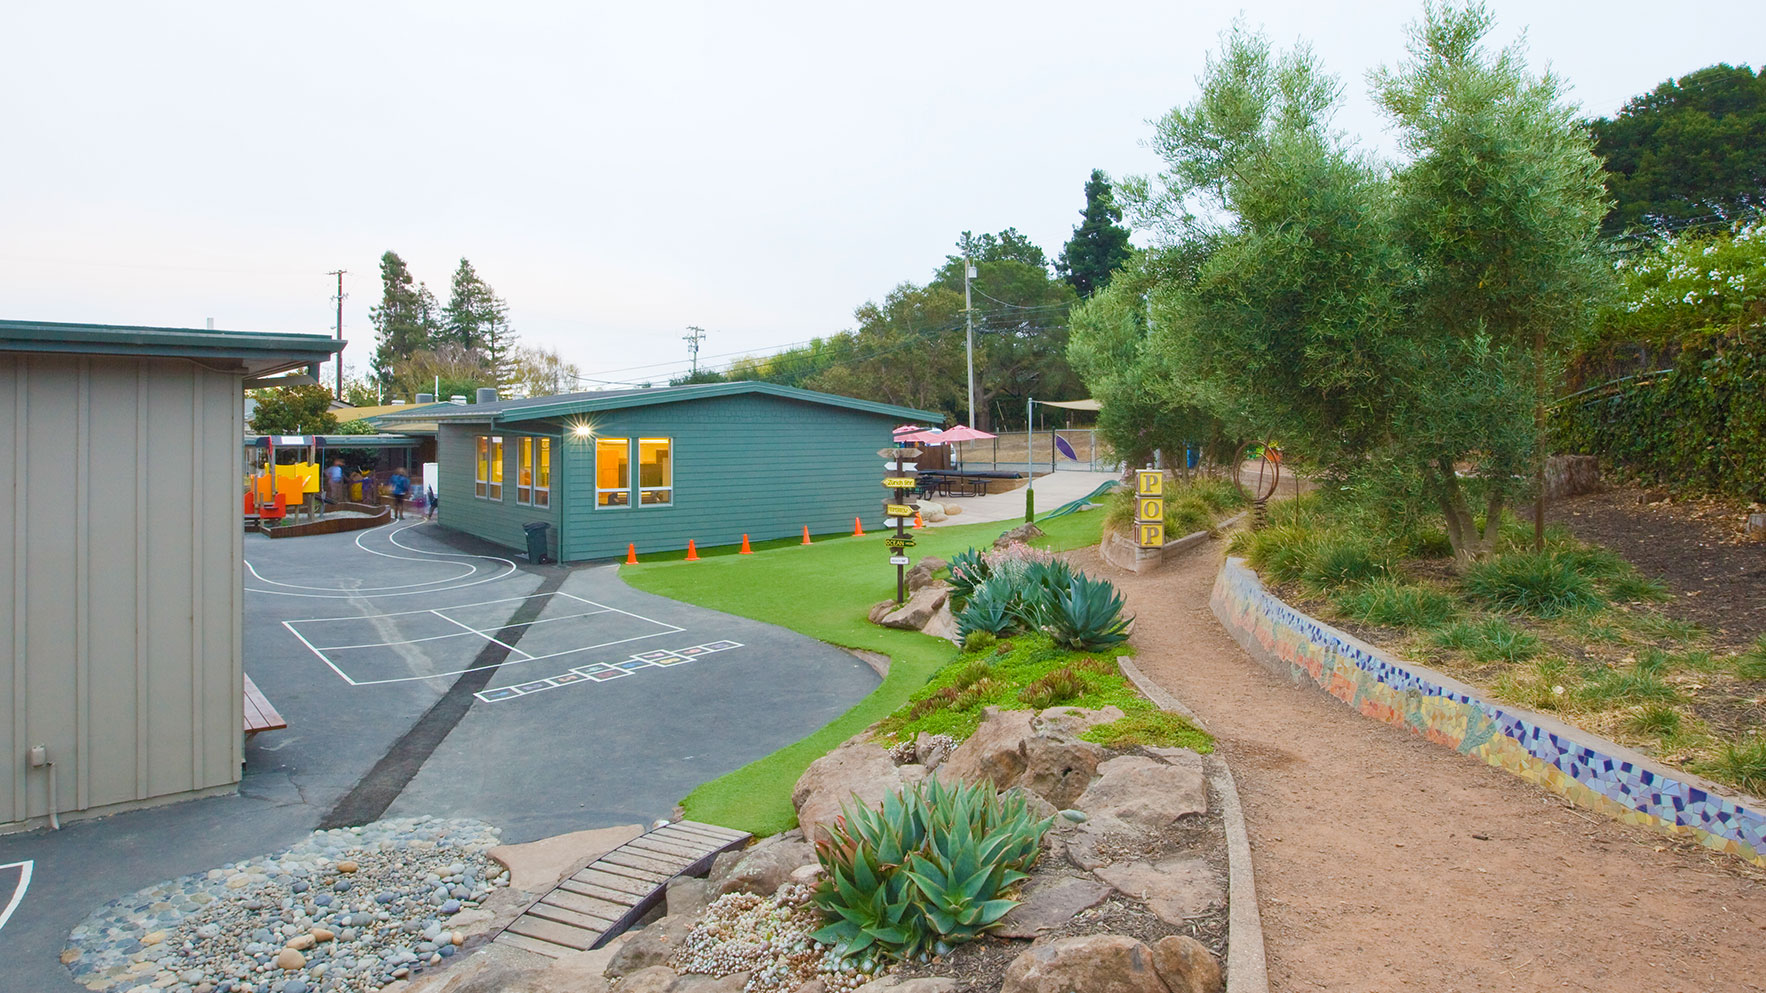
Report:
243,674,288,738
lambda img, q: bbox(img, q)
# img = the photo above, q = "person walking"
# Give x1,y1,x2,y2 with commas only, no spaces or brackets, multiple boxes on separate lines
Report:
390,467,411,521
425,486,438,522
325,459,345,504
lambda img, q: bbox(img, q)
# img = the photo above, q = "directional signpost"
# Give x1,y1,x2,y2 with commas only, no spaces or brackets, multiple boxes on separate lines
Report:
1135,467,1165,549
881,447,923,604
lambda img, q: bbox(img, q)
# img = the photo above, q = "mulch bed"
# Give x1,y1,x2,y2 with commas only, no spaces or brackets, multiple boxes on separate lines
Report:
1547,487,1766,649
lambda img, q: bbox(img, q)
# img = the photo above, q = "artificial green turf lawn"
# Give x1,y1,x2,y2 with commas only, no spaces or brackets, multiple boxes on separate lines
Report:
621,506,1106,835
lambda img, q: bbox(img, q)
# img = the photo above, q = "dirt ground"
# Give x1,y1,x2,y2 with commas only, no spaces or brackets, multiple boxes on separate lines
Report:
1070,542,1766,993
1547,488,1766,650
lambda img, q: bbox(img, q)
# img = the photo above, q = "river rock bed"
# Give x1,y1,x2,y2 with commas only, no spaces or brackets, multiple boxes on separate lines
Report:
65,816,504,993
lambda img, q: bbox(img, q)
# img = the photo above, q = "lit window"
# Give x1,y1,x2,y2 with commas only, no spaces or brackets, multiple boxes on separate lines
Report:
517,437,533,505
474,436,488,498
487,436,503,500
596,438,630,507
638,438,672,505
534,438,551,508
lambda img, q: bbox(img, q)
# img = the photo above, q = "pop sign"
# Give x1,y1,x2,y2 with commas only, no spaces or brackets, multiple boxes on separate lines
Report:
1135,467,1164,549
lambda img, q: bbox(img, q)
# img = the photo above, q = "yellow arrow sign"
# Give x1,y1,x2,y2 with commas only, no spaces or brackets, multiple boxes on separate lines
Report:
882,477,917,489
885,503,914,517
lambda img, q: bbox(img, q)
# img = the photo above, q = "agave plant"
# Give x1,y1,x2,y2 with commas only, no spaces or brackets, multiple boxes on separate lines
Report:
811,778,1052,962
1009,559,1076,630
956,580,1015,641
1049,573,1132,651
946,547,991,604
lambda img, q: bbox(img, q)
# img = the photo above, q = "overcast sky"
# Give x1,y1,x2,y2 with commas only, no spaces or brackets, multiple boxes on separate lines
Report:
3,1,1760,389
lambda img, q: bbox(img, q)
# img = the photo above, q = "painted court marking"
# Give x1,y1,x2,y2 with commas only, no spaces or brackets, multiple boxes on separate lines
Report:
474,640,746,703
0,860,31,934
245,522,518,599
285,592,685,686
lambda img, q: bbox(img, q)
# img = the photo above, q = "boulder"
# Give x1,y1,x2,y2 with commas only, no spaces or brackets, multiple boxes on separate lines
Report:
992,874,1112,939
868,601,896,624
920,601,960,644
937,707,1035,789
665,876,715,919
617,966,680,993
944,505,963,516
852,978,958,992
1072,755,1206,834
603,915,694,978
878,587,949,631
790,981,828,993
718,837,818,896
993,523,1044,549
1035,705,1125,736
1093,858,1223,925
904,557,947,592
1000,935,1169,993
793,735,925,843
1019,734,1107,809
1150,935,1224,993
912,732,954,771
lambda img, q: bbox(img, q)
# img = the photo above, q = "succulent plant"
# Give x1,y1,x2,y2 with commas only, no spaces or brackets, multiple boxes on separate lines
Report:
956,581,1015,640
946,547,991,603
810,778,1051,962
1049,573,1132,651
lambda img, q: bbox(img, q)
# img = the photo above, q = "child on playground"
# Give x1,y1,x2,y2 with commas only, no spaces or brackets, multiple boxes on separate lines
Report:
390,467,412,520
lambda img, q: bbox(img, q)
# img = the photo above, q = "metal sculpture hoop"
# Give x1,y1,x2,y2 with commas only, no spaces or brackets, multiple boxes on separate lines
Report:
1234,441,1283,529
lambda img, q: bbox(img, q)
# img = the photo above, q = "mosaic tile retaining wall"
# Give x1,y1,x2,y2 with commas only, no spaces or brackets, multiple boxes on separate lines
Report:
1210,557,1766,867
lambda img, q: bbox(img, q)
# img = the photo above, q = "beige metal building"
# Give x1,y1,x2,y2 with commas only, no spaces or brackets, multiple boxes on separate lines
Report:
1,320,341,832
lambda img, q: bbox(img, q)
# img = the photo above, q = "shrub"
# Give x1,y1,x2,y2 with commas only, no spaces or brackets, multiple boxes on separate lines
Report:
1431,617,1540,663
1237,523,1319,583
1017,667,1088,709
1333,580,1458,628
959,629,995,653
1626,704,1682,738
1300,536,1391,589
811,777,1052,962
1461,551,1605,618
1049,574,1132,651
1604,571,1671,603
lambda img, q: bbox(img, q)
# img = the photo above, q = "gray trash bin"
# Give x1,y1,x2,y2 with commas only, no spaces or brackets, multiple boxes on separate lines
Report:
523,521,551,564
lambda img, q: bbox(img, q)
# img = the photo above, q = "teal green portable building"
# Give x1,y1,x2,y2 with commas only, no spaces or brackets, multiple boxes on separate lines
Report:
380,382,939,562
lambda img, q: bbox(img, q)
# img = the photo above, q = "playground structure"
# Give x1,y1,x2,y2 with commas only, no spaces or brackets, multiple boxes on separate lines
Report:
244,434,429,529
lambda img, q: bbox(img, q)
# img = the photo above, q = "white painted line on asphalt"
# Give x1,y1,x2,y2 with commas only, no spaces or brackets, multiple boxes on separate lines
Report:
0,860,32,934
245,522,519,599
285,591,687,687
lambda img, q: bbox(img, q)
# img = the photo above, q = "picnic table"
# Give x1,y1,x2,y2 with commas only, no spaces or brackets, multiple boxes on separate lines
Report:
918,469,1024,498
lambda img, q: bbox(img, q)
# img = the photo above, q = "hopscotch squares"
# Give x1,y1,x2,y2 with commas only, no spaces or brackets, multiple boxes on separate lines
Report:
475,640,744,703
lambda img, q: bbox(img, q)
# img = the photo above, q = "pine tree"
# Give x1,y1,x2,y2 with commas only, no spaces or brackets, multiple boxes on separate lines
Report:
443,258,503,351
1056,170,1134,298
368,251,433,387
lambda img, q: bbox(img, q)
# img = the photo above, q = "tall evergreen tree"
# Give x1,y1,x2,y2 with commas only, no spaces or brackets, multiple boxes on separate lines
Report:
1057,170,1135,297
1592,64,1766,235
442,258,503,350
368,251,433,387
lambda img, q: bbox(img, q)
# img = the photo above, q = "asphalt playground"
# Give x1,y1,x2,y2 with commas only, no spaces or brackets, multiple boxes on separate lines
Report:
0,521,879,992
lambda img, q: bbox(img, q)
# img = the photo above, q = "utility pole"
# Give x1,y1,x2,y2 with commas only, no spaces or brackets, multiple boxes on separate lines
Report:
327,269,347,399
964,255,976,429
683,326,707,377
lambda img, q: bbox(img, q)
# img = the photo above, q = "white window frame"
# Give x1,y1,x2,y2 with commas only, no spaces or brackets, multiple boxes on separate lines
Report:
533,437,551,509
595,437,631,509
637,437,673,507
474,435,489,498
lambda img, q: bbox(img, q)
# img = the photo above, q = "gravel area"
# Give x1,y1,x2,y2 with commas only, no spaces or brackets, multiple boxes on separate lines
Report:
65,817,505,993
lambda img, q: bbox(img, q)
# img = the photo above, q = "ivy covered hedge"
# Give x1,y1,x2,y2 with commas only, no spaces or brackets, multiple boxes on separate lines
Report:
1552,222,1765,500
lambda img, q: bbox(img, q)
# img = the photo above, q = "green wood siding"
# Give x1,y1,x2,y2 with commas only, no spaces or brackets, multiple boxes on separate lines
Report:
555,393,899,561
432,393,905,562
436,426,562,559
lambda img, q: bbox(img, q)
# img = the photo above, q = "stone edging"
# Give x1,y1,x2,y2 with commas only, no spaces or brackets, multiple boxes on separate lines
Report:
1100,511,1247,574
1116,656,1270,993
1210,556,1766,867
260,504,393,538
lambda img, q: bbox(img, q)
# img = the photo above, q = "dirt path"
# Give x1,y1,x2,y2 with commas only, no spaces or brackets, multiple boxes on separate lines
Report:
1068,543,1766,993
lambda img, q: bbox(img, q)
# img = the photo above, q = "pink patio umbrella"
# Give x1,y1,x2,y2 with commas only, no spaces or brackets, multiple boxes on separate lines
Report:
899,424,997,471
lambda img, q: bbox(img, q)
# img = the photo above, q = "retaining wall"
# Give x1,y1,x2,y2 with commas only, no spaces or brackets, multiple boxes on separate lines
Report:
1210,557,1766,867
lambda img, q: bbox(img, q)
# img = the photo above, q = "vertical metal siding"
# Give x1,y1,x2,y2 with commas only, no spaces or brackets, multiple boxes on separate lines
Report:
0,354,244,829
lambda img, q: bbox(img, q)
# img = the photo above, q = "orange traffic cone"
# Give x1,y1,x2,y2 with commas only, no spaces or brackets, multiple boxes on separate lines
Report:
685,539,700,562
852,516,865,537
914,512,924,529
626,542,638,565
801,525,812,545
739,534,753,555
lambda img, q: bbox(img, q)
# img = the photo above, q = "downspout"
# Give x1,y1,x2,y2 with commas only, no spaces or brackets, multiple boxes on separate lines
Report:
28,745,60,830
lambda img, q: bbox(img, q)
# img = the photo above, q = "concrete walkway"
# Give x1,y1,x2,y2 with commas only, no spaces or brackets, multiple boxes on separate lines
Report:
922,469,1120,526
